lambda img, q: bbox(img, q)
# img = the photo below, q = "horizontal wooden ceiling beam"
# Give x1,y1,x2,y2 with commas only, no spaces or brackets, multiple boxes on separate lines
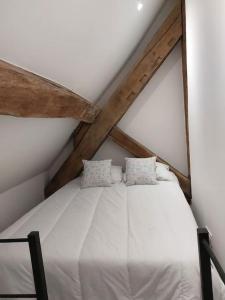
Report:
45,3,183,197
0,60,99,123
110,126,191,198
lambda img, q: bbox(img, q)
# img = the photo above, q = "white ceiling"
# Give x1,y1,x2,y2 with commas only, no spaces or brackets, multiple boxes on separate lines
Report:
0,0,166,102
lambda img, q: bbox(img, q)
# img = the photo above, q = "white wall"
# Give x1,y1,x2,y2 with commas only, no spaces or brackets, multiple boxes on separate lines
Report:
0,172,47,231
0,116,76,231
186,0,225,267
94,138,133,170
49,139,74,180
0,116,77,193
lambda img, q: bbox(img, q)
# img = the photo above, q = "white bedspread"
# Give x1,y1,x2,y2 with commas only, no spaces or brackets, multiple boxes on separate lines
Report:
0,179,224,300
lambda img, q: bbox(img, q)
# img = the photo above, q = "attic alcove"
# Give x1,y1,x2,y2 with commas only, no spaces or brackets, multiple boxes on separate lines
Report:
1,1,225,294
0,0,190,231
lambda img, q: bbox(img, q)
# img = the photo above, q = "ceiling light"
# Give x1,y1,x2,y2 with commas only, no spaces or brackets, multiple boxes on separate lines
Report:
137,2,143,11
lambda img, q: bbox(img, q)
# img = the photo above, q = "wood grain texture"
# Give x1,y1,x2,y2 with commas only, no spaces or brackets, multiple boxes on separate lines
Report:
110,127,191,198
181,0,191,177
0,60,99,122
73,122,90,148
45,4,183,197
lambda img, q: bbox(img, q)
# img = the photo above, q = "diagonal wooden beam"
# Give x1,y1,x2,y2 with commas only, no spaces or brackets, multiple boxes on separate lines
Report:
110,127,191,198
45,3,183,197
73,122,90,148
0,60,99,122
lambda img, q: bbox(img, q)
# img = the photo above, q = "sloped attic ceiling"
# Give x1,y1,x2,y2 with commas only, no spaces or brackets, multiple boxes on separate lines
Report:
0,0,167,192
0,0,167,101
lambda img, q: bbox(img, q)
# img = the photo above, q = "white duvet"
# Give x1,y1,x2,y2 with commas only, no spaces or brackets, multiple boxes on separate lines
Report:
0,179,224,300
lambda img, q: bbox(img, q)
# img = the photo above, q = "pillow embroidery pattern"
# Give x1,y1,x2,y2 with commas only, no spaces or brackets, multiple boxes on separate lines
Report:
125,157,158,186
81,160,112,188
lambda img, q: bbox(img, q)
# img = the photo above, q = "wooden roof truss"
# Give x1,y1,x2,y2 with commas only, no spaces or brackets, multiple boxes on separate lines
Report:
0,1,191,200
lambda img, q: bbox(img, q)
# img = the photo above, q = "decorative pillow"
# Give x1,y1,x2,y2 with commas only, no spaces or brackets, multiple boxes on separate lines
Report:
81,160,112,188
156,162,169,170
123,161,171,182
125,157,158,186
111,166,123,183
155,161,179,182
156,167,175,181
158,170,179,183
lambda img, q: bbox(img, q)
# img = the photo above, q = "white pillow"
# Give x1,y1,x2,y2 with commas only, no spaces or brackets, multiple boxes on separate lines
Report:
111,166,123,183
81,160,112,188
123,160,172,182
156,161,170,181
155,161,180,182
156,167,174,181
125,157,158,186
156,162,169,170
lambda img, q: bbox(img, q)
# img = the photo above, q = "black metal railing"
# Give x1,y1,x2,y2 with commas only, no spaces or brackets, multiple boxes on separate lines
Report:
197,228,225,300
0,231,48,300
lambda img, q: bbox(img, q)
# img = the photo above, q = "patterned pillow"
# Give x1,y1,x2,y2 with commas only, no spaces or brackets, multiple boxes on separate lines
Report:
125,157,158,186
81,160,112,188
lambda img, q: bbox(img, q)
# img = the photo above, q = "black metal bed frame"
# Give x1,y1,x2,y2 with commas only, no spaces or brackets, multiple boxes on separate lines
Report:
198,228,225,300
0,231,48,300
0,228,224,300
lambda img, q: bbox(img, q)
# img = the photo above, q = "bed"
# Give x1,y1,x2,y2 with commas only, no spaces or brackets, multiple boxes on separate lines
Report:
0,177,224,300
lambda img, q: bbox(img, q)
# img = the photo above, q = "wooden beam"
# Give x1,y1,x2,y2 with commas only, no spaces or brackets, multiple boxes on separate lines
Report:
110,127,191,198
181,0,191,176
0,60,99,123
45,3,183,197
73,122,90,148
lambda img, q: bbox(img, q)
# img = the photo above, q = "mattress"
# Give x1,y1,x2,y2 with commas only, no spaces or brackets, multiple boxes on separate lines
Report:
0,178,224,300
